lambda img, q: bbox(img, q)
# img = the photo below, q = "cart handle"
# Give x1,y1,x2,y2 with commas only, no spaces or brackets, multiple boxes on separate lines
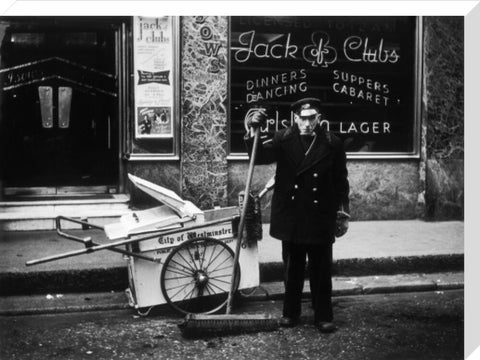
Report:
55,216,159,262
56,216,104,242
25,216,159,266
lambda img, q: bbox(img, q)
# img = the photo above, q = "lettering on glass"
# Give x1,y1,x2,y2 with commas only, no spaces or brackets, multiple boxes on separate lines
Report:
343,36,400,64
233,30,400,67
302,31,337,67
234,31,298,63
332,70,391,106
0,57,116,97
245,69,308,104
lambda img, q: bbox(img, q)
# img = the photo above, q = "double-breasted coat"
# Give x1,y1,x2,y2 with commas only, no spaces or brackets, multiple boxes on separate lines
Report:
247,124,350,245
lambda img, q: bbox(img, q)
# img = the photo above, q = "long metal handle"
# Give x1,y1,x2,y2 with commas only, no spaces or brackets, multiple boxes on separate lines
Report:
226,126,261,314
26,216,158,266
25,246,157,266
55,216,157,263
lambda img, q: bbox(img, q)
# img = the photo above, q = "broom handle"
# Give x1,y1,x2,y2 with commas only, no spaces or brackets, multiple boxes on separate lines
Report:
226,126,261,314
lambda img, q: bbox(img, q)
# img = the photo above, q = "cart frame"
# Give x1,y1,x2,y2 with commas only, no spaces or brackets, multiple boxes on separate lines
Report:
26,211,259,315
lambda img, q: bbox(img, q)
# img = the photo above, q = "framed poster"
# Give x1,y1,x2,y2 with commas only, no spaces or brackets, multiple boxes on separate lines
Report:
130,16,179,159
229,16,421,158
136,106,172,138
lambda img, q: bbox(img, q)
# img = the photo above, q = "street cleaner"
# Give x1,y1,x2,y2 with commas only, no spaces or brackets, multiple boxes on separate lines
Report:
245,97,351,333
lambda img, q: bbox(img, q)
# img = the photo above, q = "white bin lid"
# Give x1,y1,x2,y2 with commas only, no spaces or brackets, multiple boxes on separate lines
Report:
128,173,202,218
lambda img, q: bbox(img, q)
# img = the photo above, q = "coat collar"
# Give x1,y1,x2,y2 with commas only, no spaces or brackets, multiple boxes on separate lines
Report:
280,125,333,175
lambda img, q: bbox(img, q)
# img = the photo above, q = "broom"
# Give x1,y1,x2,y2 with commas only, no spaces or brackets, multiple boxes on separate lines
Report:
178,123,279,338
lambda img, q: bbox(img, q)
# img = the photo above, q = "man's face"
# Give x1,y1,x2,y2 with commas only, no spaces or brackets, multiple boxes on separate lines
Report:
294,108,320,135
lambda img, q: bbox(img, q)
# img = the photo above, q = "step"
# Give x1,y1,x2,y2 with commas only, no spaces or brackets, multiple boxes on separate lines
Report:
0,194,131,213
0,195,131,231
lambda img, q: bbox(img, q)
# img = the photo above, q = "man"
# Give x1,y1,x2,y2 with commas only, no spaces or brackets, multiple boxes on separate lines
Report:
139,108,153,134
245,97,350,333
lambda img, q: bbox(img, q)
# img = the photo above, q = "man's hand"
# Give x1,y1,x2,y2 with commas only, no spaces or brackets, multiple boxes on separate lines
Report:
335,212,349,238
245,108,268,135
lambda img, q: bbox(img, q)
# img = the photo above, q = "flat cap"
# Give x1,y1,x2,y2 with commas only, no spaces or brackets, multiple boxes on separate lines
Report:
290,97,322,114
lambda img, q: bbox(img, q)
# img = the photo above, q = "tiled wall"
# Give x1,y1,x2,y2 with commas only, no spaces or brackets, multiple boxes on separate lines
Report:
180,16,229,210
229,160,423,221
424,17,464,220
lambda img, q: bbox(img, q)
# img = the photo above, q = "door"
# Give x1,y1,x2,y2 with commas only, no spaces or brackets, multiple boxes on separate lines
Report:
0,18,122,198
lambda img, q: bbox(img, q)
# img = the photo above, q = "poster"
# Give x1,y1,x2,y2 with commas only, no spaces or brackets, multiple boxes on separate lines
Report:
134,16,174,138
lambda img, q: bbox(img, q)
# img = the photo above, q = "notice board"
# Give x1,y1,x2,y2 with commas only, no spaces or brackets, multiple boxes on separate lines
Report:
130,16,179,159
229,16,419,157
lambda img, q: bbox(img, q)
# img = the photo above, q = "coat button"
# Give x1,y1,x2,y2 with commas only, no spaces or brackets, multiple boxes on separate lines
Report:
294,184,298,189
313,173,318,178
313,200,318,204
312,188,318,192
291,196,295,200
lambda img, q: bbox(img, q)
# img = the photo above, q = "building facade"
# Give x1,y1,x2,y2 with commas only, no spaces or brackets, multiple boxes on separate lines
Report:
0,16,464,231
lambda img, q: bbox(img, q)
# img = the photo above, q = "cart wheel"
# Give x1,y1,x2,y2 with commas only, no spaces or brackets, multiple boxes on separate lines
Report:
160,237,240,315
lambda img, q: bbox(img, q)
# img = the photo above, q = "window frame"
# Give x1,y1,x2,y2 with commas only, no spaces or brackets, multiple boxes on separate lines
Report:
126,16,181,161
226,16,423,160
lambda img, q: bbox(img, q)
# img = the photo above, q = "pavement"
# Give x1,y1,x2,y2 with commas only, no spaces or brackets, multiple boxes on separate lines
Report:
0,272,464,316
0,220,464,315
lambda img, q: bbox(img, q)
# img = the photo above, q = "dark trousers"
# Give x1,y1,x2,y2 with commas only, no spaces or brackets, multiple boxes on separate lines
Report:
282,241,333,323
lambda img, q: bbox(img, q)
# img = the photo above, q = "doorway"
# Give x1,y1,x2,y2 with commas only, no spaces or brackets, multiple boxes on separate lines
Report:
0,17,126,199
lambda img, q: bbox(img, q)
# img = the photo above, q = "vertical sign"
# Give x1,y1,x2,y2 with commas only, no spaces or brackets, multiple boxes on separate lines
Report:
134,16,174,139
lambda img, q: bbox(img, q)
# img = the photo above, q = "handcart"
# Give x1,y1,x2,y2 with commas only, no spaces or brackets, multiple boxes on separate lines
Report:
27,173,272,316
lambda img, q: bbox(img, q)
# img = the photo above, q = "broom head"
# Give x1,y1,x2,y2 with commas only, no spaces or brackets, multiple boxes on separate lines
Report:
178,313,279,338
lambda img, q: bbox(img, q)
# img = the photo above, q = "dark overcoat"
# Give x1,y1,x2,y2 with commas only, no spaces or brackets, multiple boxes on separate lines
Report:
246,124,350,245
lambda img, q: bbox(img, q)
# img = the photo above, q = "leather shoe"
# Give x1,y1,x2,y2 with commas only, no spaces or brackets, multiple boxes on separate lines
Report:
316,321,336,333
279,317,298,328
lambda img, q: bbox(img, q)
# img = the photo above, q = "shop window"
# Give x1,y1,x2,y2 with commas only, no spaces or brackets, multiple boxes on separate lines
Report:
229,16,421,158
